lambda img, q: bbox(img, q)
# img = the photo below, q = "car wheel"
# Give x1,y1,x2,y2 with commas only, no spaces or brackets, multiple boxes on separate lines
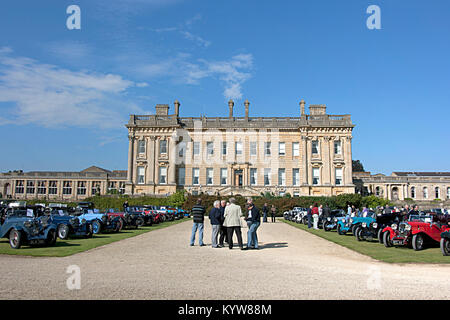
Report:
137,217,145,227
412,234,424,251
46,229,57,246
383,231,393,248
115,219,123,232
377,229,383,244
337,224,344,235
440,238,450,256
57,224,70,240
9,229,22,249
92,220,102,234
85,224,93,238
351,225,358,236
355,227,362,241
323,222,330,232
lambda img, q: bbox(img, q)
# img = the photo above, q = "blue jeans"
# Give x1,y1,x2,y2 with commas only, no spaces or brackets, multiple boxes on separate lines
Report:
247,221,260,248
190,222,204,245
307,214,312,228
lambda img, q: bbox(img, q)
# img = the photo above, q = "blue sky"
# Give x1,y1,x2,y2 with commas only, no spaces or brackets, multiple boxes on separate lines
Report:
0,0,449,174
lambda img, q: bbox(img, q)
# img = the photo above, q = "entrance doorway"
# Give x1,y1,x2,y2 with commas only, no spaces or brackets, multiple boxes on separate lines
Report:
234,170,243,187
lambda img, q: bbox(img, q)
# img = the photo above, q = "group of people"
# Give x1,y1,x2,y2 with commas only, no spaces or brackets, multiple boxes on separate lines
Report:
189,198,277,250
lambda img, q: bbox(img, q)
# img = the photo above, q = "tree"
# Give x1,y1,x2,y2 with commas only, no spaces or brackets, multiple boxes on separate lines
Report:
352,160,365,172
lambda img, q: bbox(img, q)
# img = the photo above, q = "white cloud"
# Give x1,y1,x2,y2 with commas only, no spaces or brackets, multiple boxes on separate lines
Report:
135,53,254,100
181,31,211,48
0,48,138,129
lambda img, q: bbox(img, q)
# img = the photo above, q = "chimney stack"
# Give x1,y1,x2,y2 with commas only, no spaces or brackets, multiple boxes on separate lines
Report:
228,99,234,118
300,99,306,116
244,99,250,120
174,99,180,117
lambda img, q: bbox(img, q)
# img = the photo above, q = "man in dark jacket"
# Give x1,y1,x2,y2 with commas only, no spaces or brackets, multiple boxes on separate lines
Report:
307,205,312,229
244,198,261,250
262,203,268,223
218,200,228,246
209,200,222,248
190,198,206,246
323,205,331,218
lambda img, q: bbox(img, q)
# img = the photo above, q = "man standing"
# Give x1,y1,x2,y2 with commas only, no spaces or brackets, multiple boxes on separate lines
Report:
123,201,129,213
223,197,244,250
190,198,206,247
307,205,313,229
312,203,319,230
262,203,268,223
209,200,222,248
270,205,277,223
244,198,261,250
218,200,228,246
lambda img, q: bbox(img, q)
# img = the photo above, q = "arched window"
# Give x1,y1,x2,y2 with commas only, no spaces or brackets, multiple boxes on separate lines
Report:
423,187,428,199
411,186,416,199
375,186,380,197
435,187,440,199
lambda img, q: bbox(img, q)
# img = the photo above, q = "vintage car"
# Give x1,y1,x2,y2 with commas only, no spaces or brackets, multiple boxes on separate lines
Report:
126,206,153,225
336,212,376,236
322,209,346,231
76,209,123,234
383,214,450,250
143,205,163,224
174,207,186,220
356,211,403,242
440,231,450,256
159,206,176,221
47,207,93,239
105,209,145,229
0,206,57,249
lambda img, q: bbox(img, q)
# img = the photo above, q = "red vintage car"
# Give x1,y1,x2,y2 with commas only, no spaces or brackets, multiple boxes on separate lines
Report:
382,214,450,250
105,209,145,229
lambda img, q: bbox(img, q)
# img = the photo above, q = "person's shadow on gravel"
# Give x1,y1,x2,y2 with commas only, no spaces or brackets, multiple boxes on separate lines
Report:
259,242,288,249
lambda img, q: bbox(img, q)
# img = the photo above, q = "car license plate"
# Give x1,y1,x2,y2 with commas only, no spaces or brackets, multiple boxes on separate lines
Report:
393,239,404,246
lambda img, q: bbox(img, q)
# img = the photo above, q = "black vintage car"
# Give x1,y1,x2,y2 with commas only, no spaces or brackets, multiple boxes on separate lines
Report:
356,211,403,242
441,231,450,256
322,209,346,231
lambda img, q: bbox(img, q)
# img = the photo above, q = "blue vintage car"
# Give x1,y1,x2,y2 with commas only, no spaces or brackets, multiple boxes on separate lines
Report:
336,211,377,236
75,209,122,234
0,206,58,249
322,209,346,231
48,208,93,239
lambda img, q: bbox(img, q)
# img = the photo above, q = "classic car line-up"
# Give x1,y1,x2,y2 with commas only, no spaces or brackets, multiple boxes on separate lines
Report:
283,206,450,257
0,201,188,249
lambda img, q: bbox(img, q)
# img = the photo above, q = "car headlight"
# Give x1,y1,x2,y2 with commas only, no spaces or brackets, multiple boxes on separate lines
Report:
327,217,331,221
362,223,367,228
341,219,346,223
405,224,412,231
391,224,397,230
333,218,337,222
349,218,353,223
81,218,86,224
372,223,378,228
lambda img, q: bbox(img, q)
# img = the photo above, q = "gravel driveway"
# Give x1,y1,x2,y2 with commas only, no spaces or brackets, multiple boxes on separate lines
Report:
1,219,450,300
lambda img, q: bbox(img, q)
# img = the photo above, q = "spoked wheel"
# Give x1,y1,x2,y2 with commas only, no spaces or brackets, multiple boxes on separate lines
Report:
115,219,124,232
57,224,70,240
323,222,330,232
9,229,22,249
92,220,102,234
412,234,424,251
337,224,344,235
355,227,363,241
46,230,57,246
440,238,450,256
383,231,393,248
377,229,384,244
351,225,358,236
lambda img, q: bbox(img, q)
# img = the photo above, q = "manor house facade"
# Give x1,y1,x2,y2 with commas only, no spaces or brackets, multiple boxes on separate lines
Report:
124,99,356,197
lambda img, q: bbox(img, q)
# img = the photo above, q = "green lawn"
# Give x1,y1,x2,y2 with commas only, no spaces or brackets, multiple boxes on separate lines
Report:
282,219,450,264
0,218,188,257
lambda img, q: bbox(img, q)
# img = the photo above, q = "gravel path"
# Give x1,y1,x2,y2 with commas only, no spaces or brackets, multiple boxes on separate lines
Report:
1,219,450,300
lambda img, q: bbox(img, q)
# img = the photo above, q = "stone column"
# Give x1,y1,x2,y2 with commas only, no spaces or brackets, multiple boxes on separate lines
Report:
147,136,155,184
155,136,161,185
127,133,134,182
132,137,139,185
344,136,353,185
323,136,331,185
301,136,308,185
168,136,176,184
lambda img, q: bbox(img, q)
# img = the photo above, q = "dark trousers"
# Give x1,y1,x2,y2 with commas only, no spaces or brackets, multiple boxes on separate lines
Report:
219,225,228,245
226,226,243,249
307,214,312,228
271,214,276,222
